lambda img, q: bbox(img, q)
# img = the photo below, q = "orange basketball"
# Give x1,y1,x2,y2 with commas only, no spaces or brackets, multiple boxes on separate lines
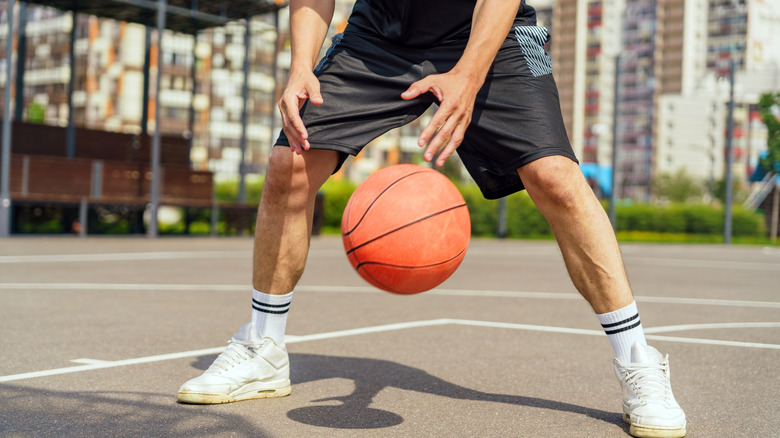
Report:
341,164,471,294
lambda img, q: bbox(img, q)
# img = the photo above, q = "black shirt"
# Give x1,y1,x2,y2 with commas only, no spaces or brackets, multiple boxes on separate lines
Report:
346,0,538,47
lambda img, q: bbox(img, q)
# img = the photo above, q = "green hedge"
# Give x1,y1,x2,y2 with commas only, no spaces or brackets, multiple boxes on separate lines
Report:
320,179,358,233
20,178,759,238
317,181,765,238
317,180,552,238
614,203,764,236
215,179,264,203
458,185,551,237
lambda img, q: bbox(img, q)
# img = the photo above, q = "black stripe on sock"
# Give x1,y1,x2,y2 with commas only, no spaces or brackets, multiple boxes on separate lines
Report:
252,303,290,314
601,313,639,329
604,319,641,335
252,298,291,309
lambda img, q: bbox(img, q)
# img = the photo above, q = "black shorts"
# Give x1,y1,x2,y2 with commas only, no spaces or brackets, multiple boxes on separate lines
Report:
276,25,578,199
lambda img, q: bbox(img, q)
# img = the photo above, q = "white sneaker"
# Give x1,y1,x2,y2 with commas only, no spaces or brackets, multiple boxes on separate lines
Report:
177,323,291,404
614,343,686,438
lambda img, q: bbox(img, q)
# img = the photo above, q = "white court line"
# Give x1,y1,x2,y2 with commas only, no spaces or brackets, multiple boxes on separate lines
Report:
431,289,780,310
0,318,778,384
644,335,780,350
0,346,228,383
644,322,780,334
762,247,780,256
0,251,249,264
2,283,780,309
0,283,249,291
625,256,779,271
70,358,113,365
1,249,778,271
0,321,450,383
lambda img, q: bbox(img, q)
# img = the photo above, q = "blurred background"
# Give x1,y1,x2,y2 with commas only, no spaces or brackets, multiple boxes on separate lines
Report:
0,0,778,243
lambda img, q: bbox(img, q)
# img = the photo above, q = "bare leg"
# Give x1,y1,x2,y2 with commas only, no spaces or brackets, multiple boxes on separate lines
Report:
517,156,632,314
252,146,339,294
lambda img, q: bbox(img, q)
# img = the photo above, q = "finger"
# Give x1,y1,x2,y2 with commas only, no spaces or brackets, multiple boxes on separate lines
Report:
403,82,445,103
424,107,468,163
418,108,451,151
279,105,306,153
401,81,426,101
435,123,468,167
280,96,309,143
423,115,458,162
281,126,304,154
307,86,324,106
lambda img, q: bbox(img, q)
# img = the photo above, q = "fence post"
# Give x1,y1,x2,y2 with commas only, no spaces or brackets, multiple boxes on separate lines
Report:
771,183,779,244
211,203,219,237
79,197,88,238
0,0,17,237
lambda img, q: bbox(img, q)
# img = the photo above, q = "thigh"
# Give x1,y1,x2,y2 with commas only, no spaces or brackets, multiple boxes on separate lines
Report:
265,145,340,193
276,33,436,160
454,26,579,199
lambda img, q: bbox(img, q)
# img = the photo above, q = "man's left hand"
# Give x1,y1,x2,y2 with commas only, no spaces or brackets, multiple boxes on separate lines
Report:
401,72,480,167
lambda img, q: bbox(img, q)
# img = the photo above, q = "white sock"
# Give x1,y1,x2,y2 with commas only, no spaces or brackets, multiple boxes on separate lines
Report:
250,289,293,346
596,301,647,363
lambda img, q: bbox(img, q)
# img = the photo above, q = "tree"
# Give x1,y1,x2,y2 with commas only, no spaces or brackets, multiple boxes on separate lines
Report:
713,176,748,205
651,169,705,203
757,92,780,173
26,102,46,124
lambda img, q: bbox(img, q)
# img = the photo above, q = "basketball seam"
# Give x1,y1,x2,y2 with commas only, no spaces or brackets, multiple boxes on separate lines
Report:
345,203,468,255
342,170,430,236
355,246,468,271
359,266,398,294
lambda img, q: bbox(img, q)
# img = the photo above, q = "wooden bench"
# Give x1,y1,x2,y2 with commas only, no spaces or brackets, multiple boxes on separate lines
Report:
2,121,301,236
9,153,223,235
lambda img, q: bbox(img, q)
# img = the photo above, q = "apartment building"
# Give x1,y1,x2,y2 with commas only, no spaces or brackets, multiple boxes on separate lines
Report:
4,0,778,197
551,0,626,197
655,0,779,185
552,0,775,200
1,2,282,179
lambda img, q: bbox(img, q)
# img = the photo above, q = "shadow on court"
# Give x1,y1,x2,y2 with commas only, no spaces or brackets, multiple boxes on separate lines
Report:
187,353,628,432
0,387,271,437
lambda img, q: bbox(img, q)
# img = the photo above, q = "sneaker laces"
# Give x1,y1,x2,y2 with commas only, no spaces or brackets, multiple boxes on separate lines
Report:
207,338,262,373
623,360,672,404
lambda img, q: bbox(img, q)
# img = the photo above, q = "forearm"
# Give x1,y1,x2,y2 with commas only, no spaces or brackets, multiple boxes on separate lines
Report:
451,0,523,83
289,0,335,74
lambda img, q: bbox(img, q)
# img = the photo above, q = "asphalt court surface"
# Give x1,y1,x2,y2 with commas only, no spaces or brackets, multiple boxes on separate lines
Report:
1,236,779,437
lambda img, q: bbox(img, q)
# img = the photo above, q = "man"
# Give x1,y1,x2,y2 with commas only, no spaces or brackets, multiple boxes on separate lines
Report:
178,1,687,437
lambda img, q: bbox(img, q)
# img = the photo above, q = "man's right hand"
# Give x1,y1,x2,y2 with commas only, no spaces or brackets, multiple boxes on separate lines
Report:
279,69,324,154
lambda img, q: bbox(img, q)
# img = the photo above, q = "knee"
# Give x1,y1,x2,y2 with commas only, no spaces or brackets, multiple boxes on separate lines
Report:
262,147,337,209
265,148,302,184
262,149,311,208
520,157,588,210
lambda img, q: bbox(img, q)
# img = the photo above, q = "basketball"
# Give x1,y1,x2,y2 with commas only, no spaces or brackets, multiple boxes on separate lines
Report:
341,164,471,294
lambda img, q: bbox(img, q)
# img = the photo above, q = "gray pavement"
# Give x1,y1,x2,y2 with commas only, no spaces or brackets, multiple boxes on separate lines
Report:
0,236,779,437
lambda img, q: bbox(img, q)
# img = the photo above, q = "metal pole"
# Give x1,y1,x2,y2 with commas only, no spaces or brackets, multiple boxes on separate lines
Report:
141,26,151,134
724,59,735,245
79,197,88,237
771,182,779,244
187,34,197,166
148,0,166,238
1,0,17,237
497,198,507,238
13,1,26,121
237,15,250,203
268,11,279,157
188,0,198,164
210,202,218,237
66,9,77,157
608,54,621,229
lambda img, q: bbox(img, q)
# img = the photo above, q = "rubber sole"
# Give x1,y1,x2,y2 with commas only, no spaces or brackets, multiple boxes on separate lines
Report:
177,382,292,405
624,413,686,438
